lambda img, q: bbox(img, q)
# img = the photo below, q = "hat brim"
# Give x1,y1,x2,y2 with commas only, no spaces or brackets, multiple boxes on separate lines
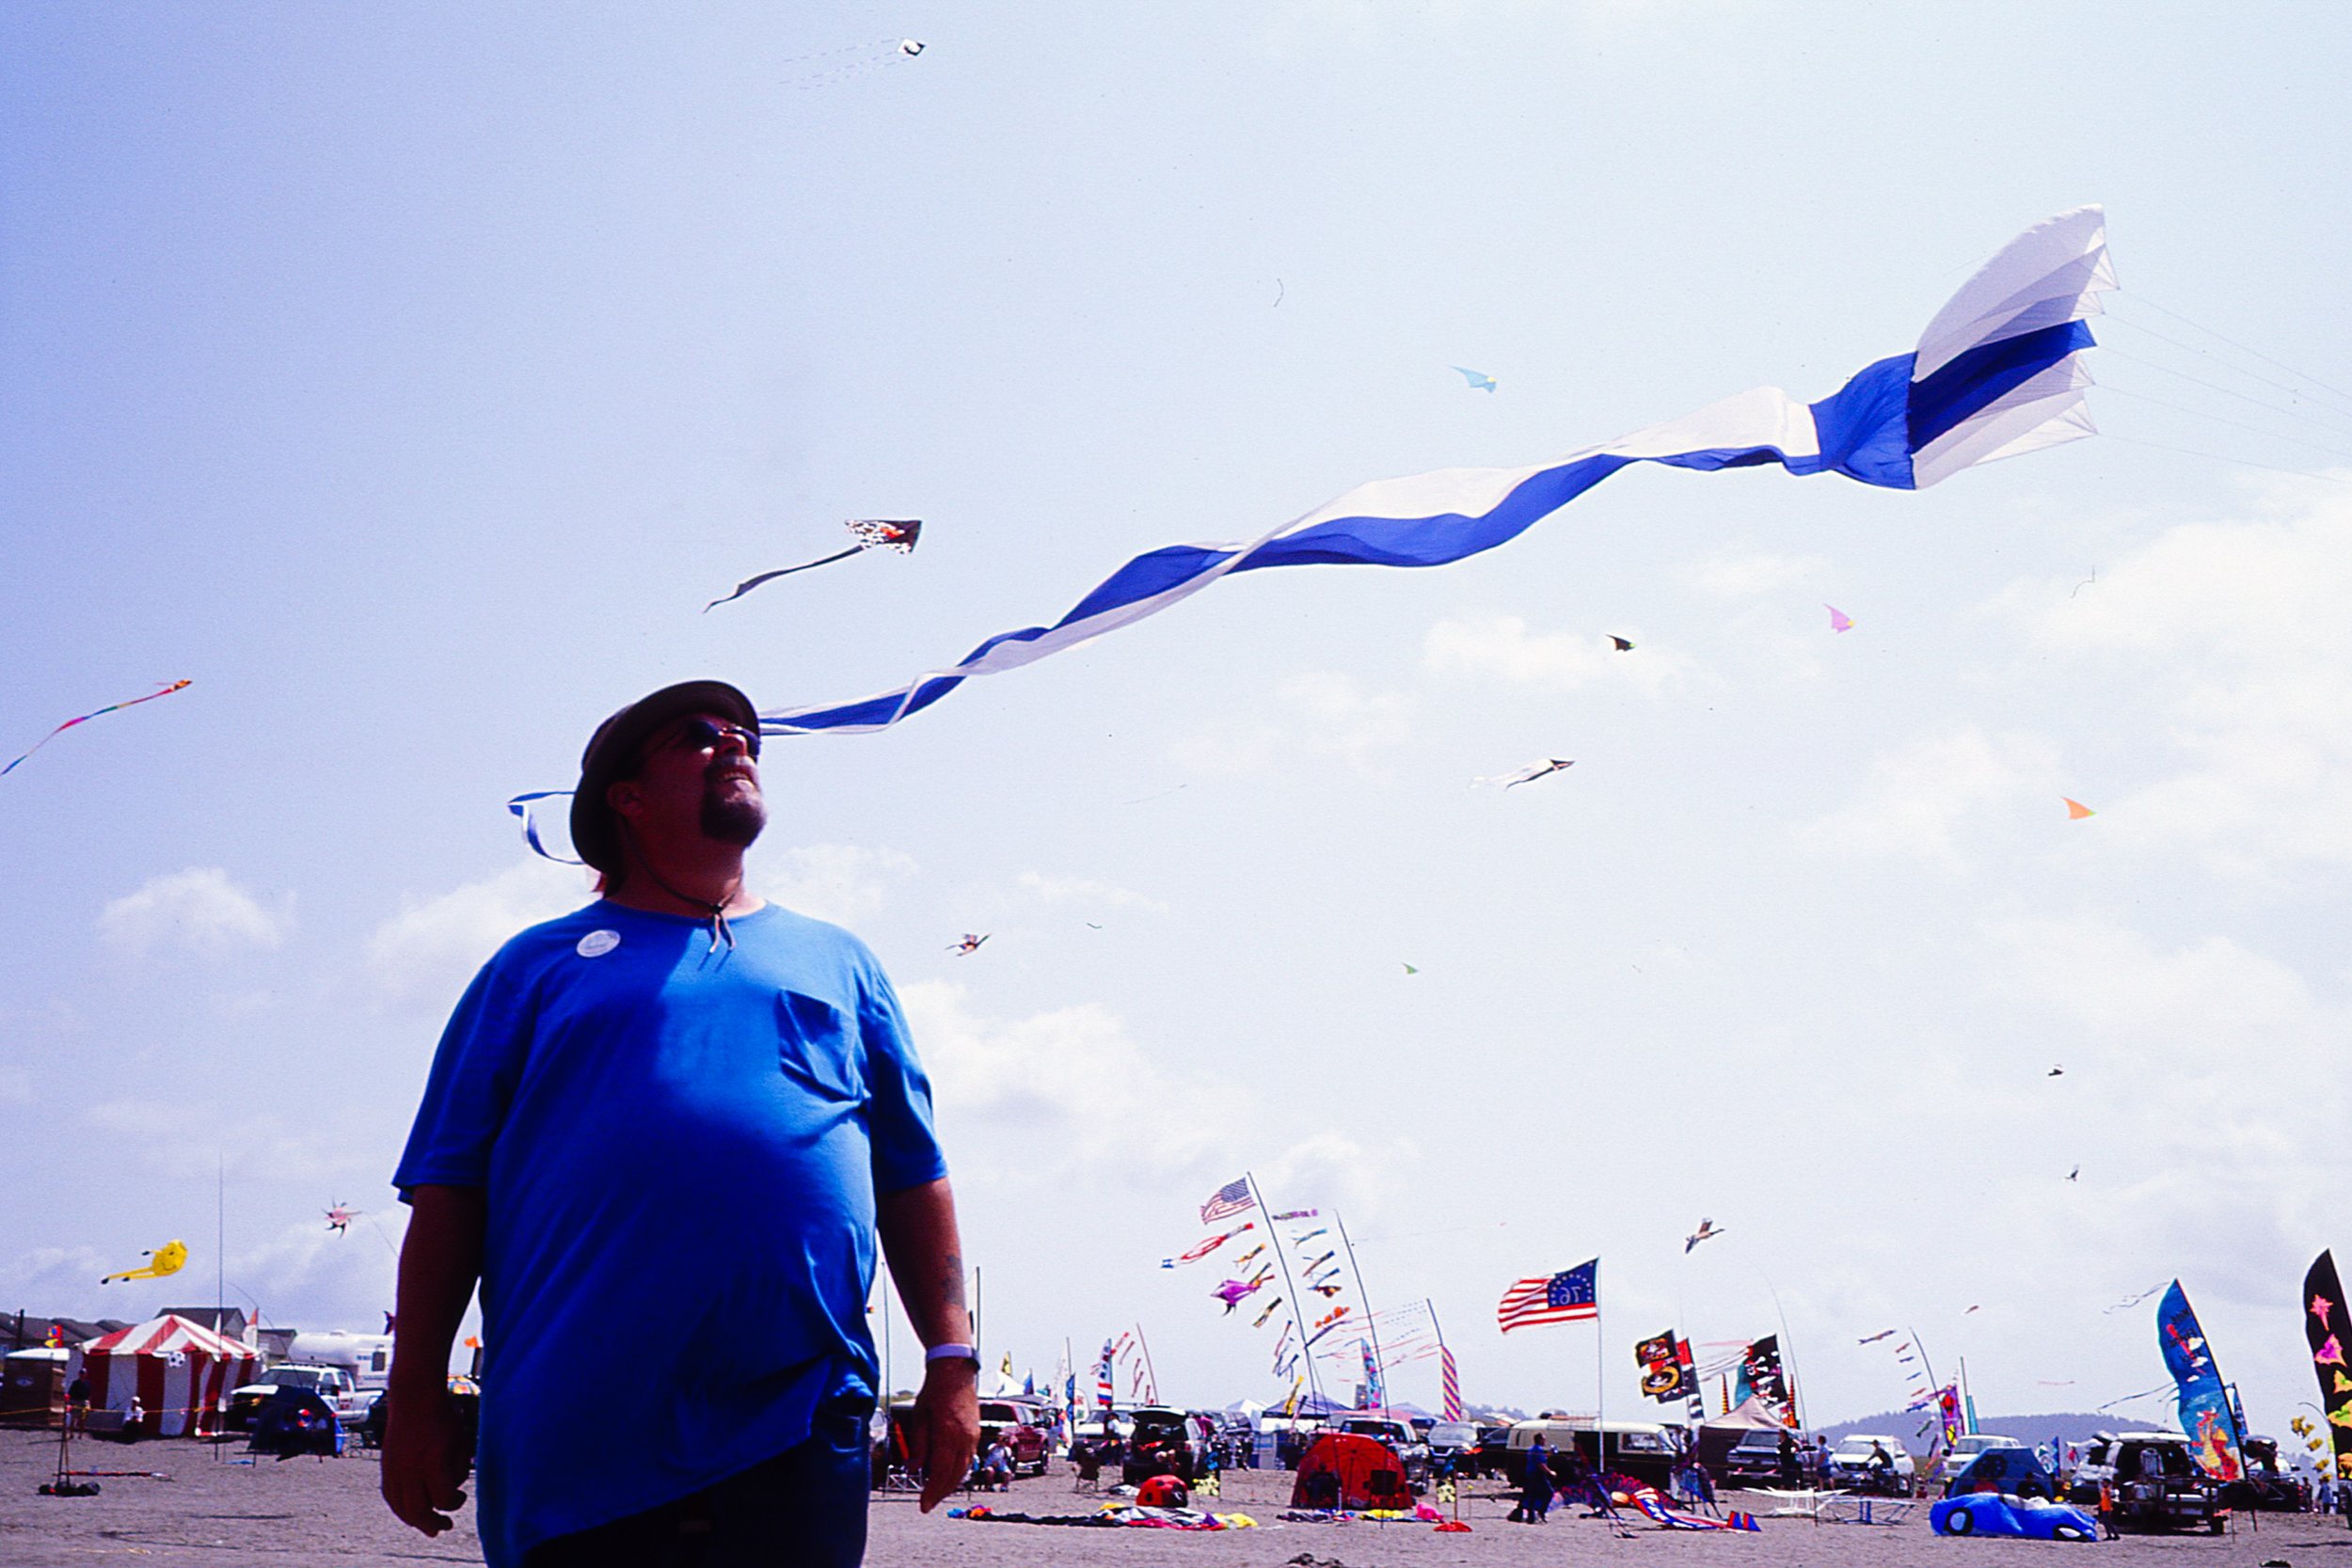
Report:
569,680,759,873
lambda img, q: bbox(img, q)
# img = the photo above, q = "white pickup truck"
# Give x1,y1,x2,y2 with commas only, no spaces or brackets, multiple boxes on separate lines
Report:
225,1364,373,1431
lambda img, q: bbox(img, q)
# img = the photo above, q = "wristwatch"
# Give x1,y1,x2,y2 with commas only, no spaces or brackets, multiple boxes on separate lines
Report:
924,1341,980,1372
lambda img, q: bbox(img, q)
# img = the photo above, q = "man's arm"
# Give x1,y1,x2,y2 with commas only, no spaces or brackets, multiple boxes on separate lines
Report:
381,1184,485,1537
876,1176,979,1513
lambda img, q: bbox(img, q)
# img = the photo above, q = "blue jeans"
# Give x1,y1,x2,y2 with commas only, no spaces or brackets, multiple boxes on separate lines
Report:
524,1395,872,1568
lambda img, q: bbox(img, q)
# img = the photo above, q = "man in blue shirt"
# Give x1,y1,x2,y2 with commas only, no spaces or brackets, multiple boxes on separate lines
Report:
381,680,978,1566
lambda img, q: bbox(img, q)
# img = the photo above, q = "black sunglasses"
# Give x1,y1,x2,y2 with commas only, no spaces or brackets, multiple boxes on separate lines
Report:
658,716,761,760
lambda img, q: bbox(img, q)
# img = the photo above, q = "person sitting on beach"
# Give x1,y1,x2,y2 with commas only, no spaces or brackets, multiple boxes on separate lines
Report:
974,1439,1014,1491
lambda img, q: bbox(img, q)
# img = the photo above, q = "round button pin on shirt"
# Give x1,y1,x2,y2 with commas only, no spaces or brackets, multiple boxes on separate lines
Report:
577,930,621,958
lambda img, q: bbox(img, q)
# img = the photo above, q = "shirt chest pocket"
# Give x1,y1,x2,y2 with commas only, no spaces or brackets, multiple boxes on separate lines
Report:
772,989,866,1102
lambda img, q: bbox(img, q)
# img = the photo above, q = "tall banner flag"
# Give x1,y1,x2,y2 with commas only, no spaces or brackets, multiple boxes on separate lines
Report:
1441,1347,1463,1422
1498,1259,1598,1333
1635,1330,1694,1402
1200,1178,1254,1226
2156,1280,2242,1480
1096,1339,1116,1414
2304,1251,2352,1479
1359,1338,1385,1410
1735,1337,1794,1424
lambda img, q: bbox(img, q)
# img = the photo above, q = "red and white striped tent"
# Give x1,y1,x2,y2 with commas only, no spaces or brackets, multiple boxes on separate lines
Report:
80,1313,259,1437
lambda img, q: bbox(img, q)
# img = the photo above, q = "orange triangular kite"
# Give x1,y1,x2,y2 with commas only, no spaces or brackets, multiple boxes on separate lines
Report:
2064,798,2095,820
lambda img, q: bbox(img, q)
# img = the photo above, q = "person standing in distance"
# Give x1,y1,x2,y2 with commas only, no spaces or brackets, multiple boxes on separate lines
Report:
381,680,977,1566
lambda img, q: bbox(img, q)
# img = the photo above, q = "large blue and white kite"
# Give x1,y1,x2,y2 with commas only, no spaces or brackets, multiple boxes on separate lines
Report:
762,208,2110,736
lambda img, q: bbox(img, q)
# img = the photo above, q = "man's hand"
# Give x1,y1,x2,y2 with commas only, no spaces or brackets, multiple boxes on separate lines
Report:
903,1359,980,1513
380,1384,471,1537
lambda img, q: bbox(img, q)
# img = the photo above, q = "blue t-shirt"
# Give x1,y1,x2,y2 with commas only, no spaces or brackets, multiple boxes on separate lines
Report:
391,900,946,1565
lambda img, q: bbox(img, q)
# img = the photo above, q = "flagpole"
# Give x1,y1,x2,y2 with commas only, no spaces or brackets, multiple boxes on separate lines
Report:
1596,1259,1607,1475
1333,1210,1387,1416
1245,1171,1323,1414
1428,1300,1454,1419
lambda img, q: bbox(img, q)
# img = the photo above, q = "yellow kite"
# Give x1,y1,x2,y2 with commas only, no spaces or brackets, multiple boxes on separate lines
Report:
100,1240,187,1285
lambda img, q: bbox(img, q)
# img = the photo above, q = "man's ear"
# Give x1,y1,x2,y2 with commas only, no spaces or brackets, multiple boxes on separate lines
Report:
605,778,643,824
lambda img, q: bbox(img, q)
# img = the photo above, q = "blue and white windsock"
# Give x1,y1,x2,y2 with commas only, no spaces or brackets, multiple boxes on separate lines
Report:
765,208,2112,736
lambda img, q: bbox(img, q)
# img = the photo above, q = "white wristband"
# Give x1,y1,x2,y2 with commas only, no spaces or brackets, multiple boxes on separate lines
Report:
925,1342,977,1364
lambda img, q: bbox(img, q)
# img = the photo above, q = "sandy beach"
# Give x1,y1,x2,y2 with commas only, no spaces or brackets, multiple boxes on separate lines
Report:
2,1431,2341,1568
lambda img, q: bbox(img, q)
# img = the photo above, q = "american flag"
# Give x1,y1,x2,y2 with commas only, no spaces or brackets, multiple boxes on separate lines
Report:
1497,1259,1599,1333
1199,1177,1253,1225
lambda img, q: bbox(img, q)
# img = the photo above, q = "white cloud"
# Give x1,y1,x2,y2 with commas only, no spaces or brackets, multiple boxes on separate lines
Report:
1678,549,1828,600
366,860,588,1013
1017,872,1167,912
1799,726,2060,872
98,867,293,957
1422,612,1684,695
756,843,917,925
1169,672,1411,776
81,1098,346,1183
1987,480,2352,877
904,981,1224,1180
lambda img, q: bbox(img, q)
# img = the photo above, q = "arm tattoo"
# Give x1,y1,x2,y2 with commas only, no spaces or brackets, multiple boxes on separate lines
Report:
940,1254,966,1310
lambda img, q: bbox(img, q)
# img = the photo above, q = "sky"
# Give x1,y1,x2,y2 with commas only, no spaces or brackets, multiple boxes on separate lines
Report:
5,1,2351,1443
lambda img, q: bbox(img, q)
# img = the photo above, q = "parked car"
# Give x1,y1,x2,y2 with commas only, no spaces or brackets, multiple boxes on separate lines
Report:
1940,1432,2026,1485
1503,1418,1681,1490
1339,1416,1431,1487
1470,1425,1515,1478
2223,1436,2310,1512
1426,1420,1480,1471
977,1399,1052,1477
1122,1406,1207,1484
1723,1428,1797,1487
2071,1432,2222,1532
227,1365,368,1433
1829,1434,1915,1493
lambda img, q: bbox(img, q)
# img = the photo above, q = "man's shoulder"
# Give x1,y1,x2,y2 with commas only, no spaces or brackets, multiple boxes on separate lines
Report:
478,903,615,974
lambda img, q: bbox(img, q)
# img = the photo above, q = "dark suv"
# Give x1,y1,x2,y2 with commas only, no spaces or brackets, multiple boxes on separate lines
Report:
2073,1432,2221,1533
1723,1429,1795,1486
1123,1406,1203,1484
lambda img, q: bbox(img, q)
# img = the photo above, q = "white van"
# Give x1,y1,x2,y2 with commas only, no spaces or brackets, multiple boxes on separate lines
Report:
1504,1417,1680,1488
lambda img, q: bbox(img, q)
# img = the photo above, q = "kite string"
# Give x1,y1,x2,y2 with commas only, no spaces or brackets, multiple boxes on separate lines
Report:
2091,431,2352,486
2094,384,2352,464
2095,341,2352,442
2113,293,2352,412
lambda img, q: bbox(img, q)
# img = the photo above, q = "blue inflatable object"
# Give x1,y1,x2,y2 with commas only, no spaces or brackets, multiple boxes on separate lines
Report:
1931,1492,2102,1541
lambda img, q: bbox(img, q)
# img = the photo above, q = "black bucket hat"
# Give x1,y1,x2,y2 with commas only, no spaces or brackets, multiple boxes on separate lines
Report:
568,679,759,873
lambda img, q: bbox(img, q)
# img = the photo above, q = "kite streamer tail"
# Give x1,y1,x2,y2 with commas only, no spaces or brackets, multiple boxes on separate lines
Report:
704,546,866,611
3,680,193,777
757,209,2111,737
507,790,583,864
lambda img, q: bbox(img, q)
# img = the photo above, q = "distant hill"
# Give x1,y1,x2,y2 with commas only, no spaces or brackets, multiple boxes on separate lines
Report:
1819,1411,2157,1454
